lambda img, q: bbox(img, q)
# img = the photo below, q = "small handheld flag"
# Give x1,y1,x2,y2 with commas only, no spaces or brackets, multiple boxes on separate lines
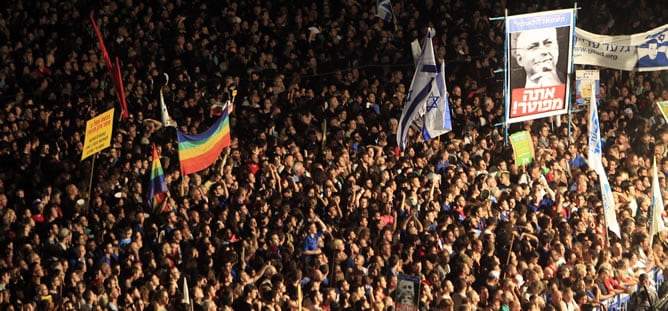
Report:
149,143,168,212
160,89,178,128
376,0,394,23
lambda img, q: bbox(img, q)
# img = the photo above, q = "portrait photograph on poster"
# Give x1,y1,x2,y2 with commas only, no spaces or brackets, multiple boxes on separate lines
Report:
506,9,574,123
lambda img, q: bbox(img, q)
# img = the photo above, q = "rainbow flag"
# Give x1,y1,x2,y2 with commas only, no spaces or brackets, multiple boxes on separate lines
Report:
149,143,168,212
177,106,231,175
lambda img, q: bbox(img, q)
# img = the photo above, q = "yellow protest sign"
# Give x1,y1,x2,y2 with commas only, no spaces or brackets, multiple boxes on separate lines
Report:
81,108,114,160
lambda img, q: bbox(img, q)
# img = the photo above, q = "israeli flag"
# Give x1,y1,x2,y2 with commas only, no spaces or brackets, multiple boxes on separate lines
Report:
587,82,602,173
599,168,621,240
376,0,393,23
422,61,453,141
650,157,666,247
397,28,438,151
637,28,668,69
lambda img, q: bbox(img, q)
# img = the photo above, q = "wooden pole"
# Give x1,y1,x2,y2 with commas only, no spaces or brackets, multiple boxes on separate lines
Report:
85,154,96,216
505,233,515,268
322,119,327,150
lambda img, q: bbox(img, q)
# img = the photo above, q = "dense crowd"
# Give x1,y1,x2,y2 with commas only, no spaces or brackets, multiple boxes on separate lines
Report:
1,0,668,310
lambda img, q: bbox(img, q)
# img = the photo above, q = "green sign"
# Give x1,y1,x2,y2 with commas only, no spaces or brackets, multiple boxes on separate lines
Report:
657,101,668,124
510,130,534,166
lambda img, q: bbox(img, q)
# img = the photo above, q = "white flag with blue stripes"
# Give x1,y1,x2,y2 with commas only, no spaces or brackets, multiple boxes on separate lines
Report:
587,82,603,174
397,28,438,151
422,61,453,141
650,157,666,247
599,168,621,240
376,0,393,23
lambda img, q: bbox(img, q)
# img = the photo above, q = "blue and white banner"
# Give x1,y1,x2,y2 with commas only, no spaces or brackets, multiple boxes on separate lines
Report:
376,0,393,23
397,28,438,151
650,157,666,247
422,62,452,141
574,25,668,71
599,168,621,240
587,76,603,174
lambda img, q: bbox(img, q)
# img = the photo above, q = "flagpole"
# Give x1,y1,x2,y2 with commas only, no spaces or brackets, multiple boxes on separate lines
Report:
503,8,510,145
86,154,96,216
602,202,610,249
298,282,303,311
322,119,327,150
505,233,516,268
651,156,656,248
597,165,610,250
567,3,578,146
389,1,398,33
180,174,186,198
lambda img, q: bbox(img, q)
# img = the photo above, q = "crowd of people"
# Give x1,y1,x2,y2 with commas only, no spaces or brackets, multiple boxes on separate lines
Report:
1,0,668,310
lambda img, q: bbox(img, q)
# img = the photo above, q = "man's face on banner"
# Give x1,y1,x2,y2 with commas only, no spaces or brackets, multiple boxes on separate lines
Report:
515,28,559,79
398,279,415,304
647,42,659,59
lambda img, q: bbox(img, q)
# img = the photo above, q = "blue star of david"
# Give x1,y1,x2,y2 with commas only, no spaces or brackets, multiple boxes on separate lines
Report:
426,95,439,112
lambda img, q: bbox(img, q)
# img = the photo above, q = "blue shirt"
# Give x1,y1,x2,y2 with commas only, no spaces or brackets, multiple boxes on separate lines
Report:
436,160,449,174
118,238,132,249
569,155,586,169
302,230,324,252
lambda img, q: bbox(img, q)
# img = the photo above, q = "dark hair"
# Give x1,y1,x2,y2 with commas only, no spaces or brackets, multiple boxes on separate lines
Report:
639,273,649,284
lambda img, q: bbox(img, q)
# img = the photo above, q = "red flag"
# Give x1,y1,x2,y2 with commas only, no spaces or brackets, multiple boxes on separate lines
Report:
91,13,128,119
90,13,114,78
115,57,128,119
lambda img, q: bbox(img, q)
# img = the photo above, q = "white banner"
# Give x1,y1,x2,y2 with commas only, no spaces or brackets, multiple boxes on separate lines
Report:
574,25,668,71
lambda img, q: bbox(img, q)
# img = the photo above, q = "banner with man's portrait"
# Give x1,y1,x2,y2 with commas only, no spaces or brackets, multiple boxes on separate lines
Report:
506,9,574,124
574,25,668,72
575,70,600,107
395,274,420,311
